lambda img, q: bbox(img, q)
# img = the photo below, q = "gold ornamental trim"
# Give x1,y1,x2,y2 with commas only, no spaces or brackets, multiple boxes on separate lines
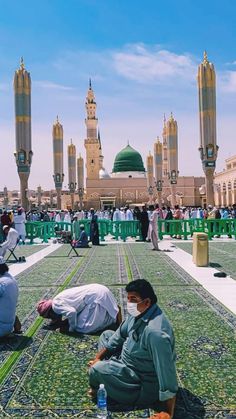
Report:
15,116,30,122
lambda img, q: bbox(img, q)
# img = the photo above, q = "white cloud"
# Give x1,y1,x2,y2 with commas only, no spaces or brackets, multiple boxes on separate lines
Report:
112,43,197,84
34,81,74,91
218,71,236,93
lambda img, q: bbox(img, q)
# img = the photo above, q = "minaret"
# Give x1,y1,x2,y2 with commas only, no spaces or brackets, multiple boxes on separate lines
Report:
14,57,33,210
98,129,104,170
146,152,154,203
84,80,100,180
198,51,218,205
37,185,42,210
53,116,64,209
3,187,8,209
166,113,178,207
68,140,76,210
162,115,168,177
77,154,84,209
154,137,163,205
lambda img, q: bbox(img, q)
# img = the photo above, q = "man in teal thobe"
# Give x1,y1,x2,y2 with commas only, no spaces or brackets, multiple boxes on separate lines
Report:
89,279,178,418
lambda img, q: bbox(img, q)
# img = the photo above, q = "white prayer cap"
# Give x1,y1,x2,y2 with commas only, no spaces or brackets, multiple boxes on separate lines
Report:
3,225,9,231
0,256,6,265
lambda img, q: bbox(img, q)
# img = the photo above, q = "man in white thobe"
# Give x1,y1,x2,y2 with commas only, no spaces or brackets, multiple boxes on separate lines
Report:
0,257,21,338
13,209,26,243
0,226,19,258
64,211,71,223
113,208,121,221
150,205,161,251
37,284,120,334
55,212,61,223
125,207,133,221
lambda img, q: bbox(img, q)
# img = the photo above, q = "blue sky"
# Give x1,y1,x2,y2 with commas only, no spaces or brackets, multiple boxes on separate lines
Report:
1,0,236,189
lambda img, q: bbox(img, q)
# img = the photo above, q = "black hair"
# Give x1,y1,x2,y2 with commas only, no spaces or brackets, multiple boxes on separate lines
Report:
125,279,157,305
0,263,9,276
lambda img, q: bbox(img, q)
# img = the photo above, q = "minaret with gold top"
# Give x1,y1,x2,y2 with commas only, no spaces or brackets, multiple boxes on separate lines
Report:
14,58,33,210
84,80,101,180
77,154,84,209
53,116,64,209
98,129,104,170
198,51,218,205
166,113,178,207
162,115,168,177
68,140,76,210
146,152,154,203
154,136,163,205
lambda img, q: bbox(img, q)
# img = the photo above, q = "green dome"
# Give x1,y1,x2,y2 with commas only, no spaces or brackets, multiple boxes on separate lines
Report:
112,144,145,173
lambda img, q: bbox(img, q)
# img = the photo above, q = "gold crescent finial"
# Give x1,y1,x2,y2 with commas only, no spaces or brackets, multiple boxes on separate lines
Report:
164,113,166,124
20,56,25,70
203,50,208,64
56,115,59,123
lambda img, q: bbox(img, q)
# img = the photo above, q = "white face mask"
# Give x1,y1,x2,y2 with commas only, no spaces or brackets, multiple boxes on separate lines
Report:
127,301,144,317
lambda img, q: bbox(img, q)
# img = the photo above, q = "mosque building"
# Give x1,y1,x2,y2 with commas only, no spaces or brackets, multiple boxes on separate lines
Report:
65,81,205,210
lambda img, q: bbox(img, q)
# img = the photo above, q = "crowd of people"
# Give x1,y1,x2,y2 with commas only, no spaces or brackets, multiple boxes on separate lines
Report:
2,203,236,251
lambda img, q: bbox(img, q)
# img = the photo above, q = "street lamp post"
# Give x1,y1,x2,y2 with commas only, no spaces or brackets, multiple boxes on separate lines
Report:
78,187,84,210
155,179,163,205
147,185,154,204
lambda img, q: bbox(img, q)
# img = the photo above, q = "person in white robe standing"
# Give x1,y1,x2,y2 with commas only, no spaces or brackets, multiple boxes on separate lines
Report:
37,284,121,334
13,208,26,244
150,204,161,251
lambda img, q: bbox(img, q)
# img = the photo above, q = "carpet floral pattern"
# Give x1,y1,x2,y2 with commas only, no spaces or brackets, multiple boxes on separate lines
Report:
0,243,236,418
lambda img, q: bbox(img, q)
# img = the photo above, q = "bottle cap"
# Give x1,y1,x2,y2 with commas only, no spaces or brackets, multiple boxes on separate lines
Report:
99,384,105,389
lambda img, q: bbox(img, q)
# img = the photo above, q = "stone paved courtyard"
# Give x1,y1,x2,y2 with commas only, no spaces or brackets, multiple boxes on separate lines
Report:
0,241,236,418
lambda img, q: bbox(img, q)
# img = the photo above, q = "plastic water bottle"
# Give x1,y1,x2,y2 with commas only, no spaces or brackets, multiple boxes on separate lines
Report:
97,383,107,418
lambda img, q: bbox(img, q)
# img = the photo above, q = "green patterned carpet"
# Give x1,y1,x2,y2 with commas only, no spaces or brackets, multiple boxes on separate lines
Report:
0,243,236,418
175,241,236,280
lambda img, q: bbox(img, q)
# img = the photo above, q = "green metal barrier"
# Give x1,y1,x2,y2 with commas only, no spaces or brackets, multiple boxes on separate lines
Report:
25,220,141,243
158,219,236,240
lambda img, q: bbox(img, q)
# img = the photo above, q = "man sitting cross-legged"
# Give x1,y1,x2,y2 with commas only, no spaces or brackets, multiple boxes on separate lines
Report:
88,279,178,419
37,284,122,334
73,224,90,248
